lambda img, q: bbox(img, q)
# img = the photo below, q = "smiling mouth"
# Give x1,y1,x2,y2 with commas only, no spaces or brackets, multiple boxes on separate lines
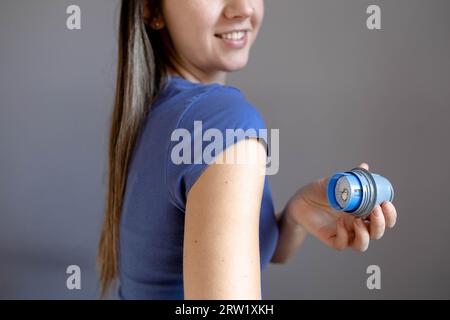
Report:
214,30,248,41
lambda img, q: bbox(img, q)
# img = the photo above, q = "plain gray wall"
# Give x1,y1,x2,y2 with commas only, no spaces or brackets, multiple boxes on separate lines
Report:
1,0,449,299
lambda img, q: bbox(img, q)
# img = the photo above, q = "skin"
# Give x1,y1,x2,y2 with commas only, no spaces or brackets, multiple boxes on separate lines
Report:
184,138,267,299
145,0,398,299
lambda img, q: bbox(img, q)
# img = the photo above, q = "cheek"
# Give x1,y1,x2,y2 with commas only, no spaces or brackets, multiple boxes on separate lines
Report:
253,2,264,37
162,0,263,69
164,9,217,60
173,25,216,65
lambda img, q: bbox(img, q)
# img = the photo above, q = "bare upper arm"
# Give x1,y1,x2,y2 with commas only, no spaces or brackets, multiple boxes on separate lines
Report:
183,138,267,299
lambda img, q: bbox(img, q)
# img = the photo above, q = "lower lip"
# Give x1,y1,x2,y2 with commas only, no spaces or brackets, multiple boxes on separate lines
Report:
216,32,249,49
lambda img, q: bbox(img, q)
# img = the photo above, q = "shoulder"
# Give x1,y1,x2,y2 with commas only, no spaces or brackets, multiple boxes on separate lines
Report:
178,84,266,131
165,83,269,211
179,87,266,299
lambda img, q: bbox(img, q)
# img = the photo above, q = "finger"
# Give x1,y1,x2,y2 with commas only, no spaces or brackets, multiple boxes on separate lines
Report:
358,162,370,171
368,205,385,240
333,217,349,251
381,201,397,228
351,219,370,252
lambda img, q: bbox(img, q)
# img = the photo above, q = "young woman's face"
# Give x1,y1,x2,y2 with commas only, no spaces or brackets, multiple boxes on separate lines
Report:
160,0,264,81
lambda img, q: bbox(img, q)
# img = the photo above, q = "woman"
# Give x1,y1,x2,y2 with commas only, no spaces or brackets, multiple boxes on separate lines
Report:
98,0,398,299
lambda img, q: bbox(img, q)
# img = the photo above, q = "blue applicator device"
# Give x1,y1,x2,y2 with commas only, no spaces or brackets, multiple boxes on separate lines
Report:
327,167,394,219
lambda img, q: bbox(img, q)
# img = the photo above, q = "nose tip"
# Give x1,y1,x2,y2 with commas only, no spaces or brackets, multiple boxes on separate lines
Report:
224,0,254,19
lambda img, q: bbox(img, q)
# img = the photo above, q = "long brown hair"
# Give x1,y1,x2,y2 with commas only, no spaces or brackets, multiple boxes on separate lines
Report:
97,0,175,297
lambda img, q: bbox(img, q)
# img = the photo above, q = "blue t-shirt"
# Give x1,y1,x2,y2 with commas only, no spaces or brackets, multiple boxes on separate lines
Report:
118,75,279,299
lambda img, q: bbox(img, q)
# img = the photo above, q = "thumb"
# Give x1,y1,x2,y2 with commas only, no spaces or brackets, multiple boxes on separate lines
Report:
358,162,370,171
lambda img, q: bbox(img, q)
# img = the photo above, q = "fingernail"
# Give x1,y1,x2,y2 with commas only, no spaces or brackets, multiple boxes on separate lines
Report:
373,205,381,215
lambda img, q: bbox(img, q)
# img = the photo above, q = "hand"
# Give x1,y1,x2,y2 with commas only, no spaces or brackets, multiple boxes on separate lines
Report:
285,163,398,252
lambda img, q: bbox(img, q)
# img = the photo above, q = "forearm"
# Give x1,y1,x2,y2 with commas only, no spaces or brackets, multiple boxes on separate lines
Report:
270,201,308,264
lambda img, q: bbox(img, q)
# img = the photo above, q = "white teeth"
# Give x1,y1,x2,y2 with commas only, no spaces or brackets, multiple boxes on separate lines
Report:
219,31,246,40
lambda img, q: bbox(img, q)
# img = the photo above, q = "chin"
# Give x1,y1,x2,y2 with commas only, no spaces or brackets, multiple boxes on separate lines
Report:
219,55,250,72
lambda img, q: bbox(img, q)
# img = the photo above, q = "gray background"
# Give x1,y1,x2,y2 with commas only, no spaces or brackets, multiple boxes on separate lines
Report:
1,0,449,299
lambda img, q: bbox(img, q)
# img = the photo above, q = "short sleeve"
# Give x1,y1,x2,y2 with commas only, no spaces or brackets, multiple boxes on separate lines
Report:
166,86,269,211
